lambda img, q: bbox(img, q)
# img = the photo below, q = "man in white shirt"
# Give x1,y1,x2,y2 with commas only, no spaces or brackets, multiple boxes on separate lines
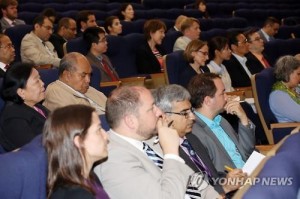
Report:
0,33,15,77
0,0,25,32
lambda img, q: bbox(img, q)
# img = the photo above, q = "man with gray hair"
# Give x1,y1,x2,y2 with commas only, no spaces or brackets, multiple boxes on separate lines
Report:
151,84,246,197
43,52,106,114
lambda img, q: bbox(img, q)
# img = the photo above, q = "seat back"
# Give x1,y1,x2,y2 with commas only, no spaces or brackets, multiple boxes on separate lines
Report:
65,36,89,55
164,50,185,84
38,68,59,89
161,31,182,54
251,68,279,144
0,135,47,199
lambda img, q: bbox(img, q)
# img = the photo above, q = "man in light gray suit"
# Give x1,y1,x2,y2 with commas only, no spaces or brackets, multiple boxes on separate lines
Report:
0,0,25,32
257,17,280,43
187,73,255,173
94,86,219,199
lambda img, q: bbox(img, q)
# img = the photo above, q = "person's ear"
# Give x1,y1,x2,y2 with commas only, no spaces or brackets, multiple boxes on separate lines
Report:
16,88,25,100
124,114,137,129
73,135,83,148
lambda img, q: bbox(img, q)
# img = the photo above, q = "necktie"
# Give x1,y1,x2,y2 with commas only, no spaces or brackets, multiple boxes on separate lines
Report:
143,142,163,169
181,139,211,178
101,59,118,81
261,56,270,68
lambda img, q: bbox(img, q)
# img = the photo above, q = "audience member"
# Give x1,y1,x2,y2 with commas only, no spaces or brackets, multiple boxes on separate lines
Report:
177,39,209,87
245,28,271,72
195,0,210,19
21,15,60,67
152,84,246,196
136,19,166,74
258,17,280,43
167,15,187,32
223,31,251,87
0,0,25,32
44,105,109,199
43,52,107,115
0,63,48,152
207,36,234,92
173,17,201,51
84,26,119,82
104,16,122,36
76,10,97,37
269,55,300,122
0,33,15,77
118,3,134,22
187,73,255,172
49,17,77,58
94,86,219,198
41,8,57,24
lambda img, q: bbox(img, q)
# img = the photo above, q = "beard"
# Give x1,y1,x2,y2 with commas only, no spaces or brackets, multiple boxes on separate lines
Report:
136,124,158,140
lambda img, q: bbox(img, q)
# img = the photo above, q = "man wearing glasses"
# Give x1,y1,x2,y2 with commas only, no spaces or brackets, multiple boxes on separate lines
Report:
0,33,15,77
151,84,247,198
223,31,251,88
187,73,255,173
21,15,60,67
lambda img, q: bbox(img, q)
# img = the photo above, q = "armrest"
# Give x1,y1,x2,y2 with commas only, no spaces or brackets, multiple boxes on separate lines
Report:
34,64,53,69
255,144,275,155
100,81,121,88
120,77,146,86
226,90,245,100
145,73,166,89
271,122,300,129
235,86,253,98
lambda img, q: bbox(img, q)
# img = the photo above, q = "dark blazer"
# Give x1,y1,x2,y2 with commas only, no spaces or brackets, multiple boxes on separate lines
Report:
0,102,48,151
0,68,5,78
136,40,165,74
246,52,271,74
49,33,67,58
223,55,251,87
181,133,224,194
86,52,119,82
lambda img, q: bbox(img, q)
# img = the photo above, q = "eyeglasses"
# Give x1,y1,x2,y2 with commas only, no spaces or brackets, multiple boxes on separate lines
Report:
0,43,14,49
165,107,195,119
197,50,209,56
237,38,248,45
42,25,53,31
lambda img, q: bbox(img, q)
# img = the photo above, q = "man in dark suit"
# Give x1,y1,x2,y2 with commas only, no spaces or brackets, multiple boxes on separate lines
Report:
49,17,77,58
0,0,25,33
167,15,187,33
152,84,247,196
257,17,280,43
245,28,272,72
223,31,252,88
75,10,97,37
83,26,119,82
0,33,15,77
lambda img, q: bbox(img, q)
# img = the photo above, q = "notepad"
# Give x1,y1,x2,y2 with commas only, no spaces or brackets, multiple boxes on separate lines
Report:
243,151,265,175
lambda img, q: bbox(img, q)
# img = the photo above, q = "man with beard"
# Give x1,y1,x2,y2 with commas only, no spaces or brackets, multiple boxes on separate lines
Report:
94,86,219,199
0,0,25,32
187,73,255,173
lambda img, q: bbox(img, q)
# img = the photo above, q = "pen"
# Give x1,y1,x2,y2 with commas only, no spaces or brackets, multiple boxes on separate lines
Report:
224,165,233,172
153,120,174,144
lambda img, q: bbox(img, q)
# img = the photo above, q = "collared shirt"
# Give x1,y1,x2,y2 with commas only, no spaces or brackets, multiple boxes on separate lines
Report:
4,17,15,26
232,53,252,78
260,29,271,42
0,62,7,72
194,111,245,168
207,60,234,92
111,130,185,163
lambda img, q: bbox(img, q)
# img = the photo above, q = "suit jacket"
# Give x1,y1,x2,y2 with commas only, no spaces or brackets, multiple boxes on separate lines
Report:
257,29,275,43
43,80,107,115
94,131,218,199
136,40,165,74
192,115,255,172
223,55,252,87
0,17,25,32
49,33,66,58
21,31,61,67
0,68,5,78
86,52,119,82
246,52,270,73
0,102,48,151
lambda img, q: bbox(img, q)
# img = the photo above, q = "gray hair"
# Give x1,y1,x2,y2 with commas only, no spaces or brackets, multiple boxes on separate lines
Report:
152,84,191,113
274,55,300,82
59,52,84,76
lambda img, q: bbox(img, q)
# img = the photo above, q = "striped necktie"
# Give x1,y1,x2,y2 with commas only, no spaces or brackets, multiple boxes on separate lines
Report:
143,142,163,169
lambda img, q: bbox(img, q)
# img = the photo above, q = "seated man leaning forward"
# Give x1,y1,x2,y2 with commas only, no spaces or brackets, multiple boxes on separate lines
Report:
94,85,220,199
187,73,255,172
43,52,106,115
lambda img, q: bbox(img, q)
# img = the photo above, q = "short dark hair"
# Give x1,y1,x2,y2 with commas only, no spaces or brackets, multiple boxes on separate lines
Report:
274,55,300,82
57,17,72,31
1,62,33,104
41,8,57,21
187,73,220,109
195,0,206,8
0,0,18,9
263,17,280,27
104,16,119,34
208,36,229,60
143,19,166,41
118,3,132,20
83,26,106,50
76,10,95,28
33,15,50,26
227,30,243,49
243,27,259,42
